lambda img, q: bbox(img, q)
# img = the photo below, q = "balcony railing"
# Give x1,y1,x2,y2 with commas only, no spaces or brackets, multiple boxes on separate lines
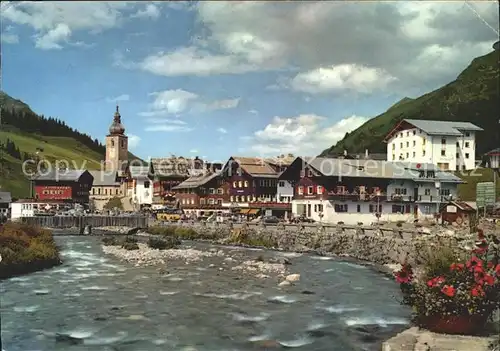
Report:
388,194,414,202
326,191,388,202
416,195,452,203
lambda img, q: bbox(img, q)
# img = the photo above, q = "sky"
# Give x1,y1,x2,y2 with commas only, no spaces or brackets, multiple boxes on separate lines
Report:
1,1,498,163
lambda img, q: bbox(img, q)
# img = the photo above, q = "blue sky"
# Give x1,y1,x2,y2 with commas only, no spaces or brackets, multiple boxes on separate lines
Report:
1,1,498,162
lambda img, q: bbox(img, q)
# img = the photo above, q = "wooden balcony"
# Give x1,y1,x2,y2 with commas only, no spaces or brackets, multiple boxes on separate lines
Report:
389,194,414,202
327,191,387,202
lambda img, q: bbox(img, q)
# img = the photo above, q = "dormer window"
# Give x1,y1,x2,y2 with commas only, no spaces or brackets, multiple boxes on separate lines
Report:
307,169,313,177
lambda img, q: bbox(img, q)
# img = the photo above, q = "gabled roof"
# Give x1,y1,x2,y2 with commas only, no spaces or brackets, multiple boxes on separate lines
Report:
441,201,476,212
287,157,463,183
172,171,221,190
227,156,279,178
486,148,500,156
0,192,12,203
32,169,88,182
264,154,296,167
88,170,120,186
128,165,151,179
385,119,483,141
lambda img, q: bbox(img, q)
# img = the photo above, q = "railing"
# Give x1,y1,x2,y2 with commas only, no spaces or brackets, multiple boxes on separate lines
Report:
327,192,388,201
20,215,148,228
389,194,414,202
417,195,451,203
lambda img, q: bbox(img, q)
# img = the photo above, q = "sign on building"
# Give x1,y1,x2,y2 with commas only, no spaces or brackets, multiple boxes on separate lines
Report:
476,182,495,208
446,205,457,213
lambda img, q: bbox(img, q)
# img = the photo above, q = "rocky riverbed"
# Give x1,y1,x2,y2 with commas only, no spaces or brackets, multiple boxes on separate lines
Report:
2,236,412,351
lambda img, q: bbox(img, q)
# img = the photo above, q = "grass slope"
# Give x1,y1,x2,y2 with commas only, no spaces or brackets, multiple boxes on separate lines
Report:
321,50,499,156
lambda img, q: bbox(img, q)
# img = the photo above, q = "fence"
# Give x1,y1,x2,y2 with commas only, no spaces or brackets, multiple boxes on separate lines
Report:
20,215,149,229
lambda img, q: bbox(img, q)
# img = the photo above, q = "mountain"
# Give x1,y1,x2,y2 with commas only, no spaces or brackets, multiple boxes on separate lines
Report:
320,50,499,157
0,92,144,198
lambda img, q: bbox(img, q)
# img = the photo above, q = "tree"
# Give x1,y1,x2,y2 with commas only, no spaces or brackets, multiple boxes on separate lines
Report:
104,196,123,210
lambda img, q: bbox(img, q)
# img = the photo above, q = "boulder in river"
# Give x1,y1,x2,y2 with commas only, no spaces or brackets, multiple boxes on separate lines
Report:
285,273,300,282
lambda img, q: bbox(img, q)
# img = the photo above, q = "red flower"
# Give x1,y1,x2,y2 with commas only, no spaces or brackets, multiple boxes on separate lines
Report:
427,276,446,287
450,263,464,271
441,285,456,297
466,256,483,272
471,285,485,297
487,261,494,269
495,264,500,276
473,239,488,254
394,266,413,284
474,270,495,285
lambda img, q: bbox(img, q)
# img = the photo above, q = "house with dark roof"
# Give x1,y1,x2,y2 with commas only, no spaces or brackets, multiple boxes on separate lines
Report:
31,169,93,204
384,119,483,171
279,156,464,224
0,191,12,219
172,170,228,216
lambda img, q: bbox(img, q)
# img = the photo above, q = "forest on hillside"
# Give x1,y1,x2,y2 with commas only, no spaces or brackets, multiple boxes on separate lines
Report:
1,107,106,155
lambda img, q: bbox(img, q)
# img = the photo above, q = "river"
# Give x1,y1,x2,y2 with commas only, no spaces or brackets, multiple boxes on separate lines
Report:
1,236,410,351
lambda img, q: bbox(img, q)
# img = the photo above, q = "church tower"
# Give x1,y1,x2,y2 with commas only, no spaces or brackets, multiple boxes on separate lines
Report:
105,105,128,172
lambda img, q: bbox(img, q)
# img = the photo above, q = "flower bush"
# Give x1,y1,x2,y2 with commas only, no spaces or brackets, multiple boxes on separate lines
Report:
394,229,500,332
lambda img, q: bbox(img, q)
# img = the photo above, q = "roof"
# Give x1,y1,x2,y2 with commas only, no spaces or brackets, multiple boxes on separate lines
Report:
0,192,12,203
442,201,476,212
151,157,199,178
32,169,88,182
230,156,280,178
486,148,500,156
385,119,483,140
88,170,120,186
172,171,221,189
300,157,464,183
129,165,151,179
265,154,296,167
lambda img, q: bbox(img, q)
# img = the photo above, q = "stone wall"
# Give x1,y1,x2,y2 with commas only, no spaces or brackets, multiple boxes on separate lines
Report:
158,221,491,267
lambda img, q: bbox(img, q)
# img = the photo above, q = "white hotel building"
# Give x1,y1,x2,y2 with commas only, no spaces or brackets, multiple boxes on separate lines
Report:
385,119,483,171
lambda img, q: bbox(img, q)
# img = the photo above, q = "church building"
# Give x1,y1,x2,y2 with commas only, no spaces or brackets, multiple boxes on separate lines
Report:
89,106,131,211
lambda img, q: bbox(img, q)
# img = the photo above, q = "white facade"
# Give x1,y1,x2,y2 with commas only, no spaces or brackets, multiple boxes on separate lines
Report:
277,180,293,203
386,124,479,171
291,180,459,225
10,202,35,220
130,177,153,207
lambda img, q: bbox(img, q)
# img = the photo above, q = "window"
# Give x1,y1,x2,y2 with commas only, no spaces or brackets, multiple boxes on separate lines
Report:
394,188,407,195
413,152,416,157
334,204,348,213
200,198,206,204
406,153,409,158
441,138,446,144
465,132,470,137
278,181,285,187
441,150,446,156
392,154,395,161
406,132,409,137
392,205,405,213
121,139,125,148
208,198,215,205
369,204,382,213
209,188,215,194
244,180,249,187
230,196,234,202
465,142,470,148
300,170,305,178
422,150,426,156
422,138,426,145
400,142,403,148
336,186,346,194
424,188,431,196
406,142,409,147
456,142,460,147
440,189,451,196
357,204,361,213
307,169,313,177
298,186,304,195
392,144,395,150
238,181,243,188
217,188,224,195
317,186,323,194
144,181,150,188
456,153,459,158
111,140,115,147
413,130,416,135
307,186,314,195
465,153,470,159
413,140,416,147
314,204,324,212
400,133,403,137
233,181,237,188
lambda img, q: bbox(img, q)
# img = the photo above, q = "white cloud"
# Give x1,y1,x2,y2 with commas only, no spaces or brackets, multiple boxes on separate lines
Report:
144,124,192,132
35,23,71,50
216,127,228,134
189,148,199,153
132,3,160,19
290,64,397,94
128,134,141,149
244,114,368,156
149,89,199,114
140,89,240,116
132,1,498,94
1,32,18,44
106,94,130,103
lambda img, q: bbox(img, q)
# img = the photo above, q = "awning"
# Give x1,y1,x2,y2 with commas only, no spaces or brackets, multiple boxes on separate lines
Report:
247,209,260,215
240,209,250,215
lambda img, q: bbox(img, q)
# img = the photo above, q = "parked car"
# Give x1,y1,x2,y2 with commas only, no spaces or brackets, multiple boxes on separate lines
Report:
261,215,279,224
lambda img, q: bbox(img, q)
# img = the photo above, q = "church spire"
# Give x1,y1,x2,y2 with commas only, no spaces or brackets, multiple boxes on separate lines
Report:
109,105,125,135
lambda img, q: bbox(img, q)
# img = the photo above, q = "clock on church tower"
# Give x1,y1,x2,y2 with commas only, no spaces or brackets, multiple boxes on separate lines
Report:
105,105,128,172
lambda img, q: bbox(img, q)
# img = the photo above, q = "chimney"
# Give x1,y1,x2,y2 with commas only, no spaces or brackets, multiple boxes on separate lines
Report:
365,149,369,159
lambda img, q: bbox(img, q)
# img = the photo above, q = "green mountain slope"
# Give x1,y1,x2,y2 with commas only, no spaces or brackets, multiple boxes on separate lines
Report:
320,50,499,157
0,92,144,198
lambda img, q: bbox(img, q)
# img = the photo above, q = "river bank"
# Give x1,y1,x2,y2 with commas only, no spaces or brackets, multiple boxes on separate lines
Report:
0,222,62,280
